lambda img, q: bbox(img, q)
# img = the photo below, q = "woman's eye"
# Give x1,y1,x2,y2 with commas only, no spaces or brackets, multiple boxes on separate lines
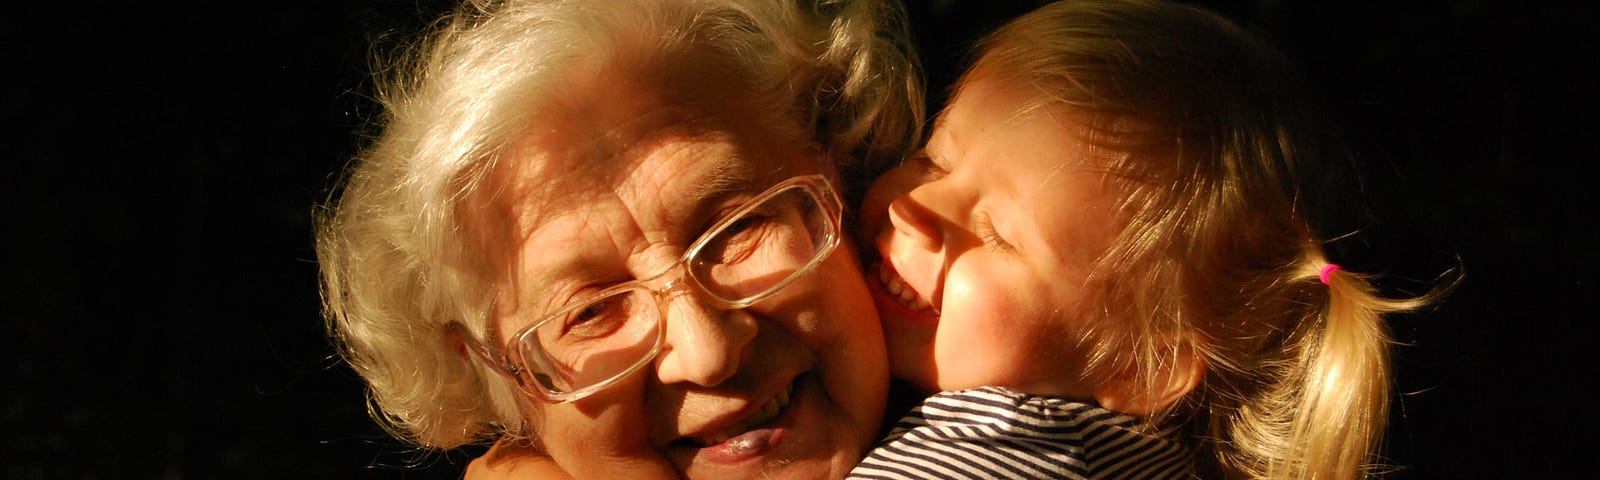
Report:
571,301,607,323
706,214,774,264
720,215,760,237
559,297,628,339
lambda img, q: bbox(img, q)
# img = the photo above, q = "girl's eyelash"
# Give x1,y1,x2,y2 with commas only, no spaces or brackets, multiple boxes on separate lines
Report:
975,214,1012,250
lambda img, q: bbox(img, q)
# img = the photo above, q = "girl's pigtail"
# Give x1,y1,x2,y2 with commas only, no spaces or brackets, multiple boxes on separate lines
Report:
1278,258,1452,479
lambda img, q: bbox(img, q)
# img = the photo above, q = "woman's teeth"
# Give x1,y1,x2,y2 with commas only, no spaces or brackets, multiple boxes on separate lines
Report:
878,263,936,313
698,384,793,445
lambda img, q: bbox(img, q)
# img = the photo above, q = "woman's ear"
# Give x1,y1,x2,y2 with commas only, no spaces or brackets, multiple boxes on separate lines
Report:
443,323,470,357
1093,344,1203,415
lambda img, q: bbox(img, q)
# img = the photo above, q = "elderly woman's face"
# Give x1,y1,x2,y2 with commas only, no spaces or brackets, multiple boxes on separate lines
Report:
472,60,888,479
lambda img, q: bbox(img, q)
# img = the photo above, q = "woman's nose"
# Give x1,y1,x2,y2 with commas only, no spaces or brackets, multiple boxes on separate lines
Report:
654,292,757,387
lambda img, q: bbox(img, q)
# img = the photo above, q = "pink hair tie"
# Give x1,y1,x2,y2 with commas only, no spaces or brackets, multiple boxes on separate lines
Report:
1319,264,1341,285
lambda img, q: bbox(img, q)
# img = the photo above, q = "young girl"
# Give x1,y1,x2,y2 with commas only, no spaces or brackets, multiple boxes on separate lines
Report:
849,1,1448,479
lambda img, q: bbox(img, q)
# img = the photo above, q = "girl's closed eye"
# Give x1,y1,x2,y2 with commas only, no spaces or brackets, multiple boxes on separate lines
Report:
974,213,1013,252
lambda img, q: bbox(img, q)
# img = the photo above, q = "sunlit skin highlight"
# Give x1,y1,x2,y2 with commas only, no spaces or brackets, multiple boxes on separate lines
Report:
466,56,887,479
860,75,1136,405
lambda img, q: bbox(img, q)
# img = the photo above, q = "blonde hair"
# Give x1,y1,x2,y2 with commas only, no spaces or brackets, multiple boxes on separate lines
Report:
966,1,1451,478
316,0,922,449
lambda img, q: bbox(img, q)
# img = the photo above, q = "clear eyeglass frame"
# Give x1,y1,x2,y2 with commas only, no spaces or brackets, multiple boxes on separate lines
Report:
451,174,844,404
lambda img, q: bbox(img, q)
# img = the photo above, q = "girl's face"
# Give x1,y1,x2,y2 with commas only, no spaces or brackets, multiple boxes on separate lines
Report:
859,76,1128,398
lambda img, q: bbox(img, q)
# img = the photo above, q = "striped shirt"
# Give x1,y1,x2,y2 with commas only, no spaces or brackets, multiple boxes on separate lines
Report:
848,387,1194,479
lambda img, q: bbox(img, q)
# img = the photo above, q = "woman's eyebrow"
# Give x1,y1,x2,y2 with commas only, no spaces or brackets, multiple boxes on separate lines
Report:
514,157,759,297
697,156,760,197
667,156,759,224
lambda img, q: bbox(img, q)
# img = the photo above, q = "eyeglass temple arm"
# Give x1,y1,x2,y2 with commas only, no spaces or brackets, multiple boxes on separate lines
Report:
447,322,523,380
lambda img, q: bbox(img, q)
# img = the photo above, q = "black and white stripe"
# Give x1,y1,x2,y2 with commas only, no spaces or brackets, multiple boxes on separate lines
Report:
849,387,1193,479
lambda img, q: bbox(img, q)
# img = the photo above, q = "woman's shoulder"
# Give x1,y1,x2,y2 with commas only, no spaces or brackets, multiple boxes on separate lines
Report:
464,438,571,480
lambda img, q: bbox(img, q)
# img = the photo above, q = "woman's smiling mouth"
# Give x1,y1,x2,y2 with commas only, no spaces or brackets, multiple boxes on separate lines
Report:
667,374,806,466
686,382,794,447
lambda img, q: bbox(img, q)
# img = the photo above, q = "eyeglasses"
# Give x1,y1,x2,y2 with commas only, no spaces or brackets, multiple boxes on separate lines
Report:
453,174,843,404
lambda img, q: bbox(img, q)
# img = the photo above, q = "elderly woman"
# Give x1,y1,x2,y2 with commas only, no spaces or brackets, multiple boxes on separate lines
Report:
316,0,922,477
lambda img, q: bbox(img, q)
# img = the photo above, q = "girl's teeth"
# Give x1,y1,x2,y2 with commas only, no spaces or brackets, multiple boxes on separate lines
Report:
877,262,935,314
907,295,930,312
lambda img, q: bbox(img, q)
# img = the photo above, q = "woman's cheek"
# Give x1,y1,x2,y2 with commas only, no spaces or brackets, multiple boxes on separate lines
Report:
535,388,679,478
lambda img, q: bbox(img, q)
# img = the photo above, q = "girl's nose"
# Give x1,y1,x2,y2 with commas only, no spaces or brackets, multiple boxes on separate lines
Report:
885,193,947,252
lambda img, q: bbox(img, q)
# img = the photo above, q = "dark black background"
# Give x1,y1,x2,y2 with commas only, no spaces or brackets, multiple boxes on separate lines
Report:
4,1,1594,478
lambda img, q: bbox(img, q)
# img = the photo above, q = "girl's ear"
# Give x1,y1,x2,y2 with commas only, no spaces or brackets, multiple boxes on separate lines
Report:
1093,343,1203,416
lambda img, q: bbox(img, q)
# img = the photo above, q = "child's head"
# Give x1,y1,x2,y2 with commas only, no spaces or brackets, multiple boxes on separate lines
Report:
861,68,1145,405
861,0,1444,477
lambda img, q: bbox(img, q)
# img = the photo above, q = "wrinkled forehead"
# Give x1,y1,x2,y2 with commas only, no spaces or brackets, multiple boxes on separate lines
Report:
485,127,762,240
455,59,820,288
515,56,797,198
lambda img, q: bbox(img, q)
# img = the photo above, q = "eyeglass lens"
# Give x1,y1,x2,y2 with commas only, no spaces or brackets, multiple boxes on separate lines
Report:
691,187,831,301
517,182,834,395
